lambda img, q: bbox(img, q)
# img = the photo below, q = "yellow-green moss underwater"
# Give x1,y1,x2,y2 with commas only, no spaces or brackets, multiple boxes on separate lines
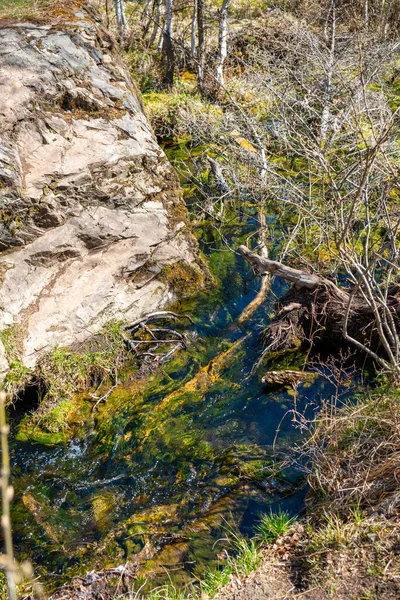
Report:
159,260,206,297
8,262,319,593
128,386,400,600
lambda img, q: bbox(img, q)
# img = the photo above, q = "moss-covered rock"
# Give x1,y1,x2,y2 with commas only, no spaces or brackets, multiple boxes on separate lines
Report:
160,260,205,297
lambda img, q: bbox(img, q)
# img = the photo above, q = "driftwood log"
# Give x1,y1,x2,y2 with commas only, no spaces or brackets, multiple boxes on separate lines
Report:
262,370,317,388
239,245,400,354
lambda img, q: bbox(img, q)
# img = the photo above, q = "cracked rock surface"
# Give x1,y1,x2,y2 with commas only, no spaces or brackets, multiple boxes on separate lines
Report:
0,7,201,372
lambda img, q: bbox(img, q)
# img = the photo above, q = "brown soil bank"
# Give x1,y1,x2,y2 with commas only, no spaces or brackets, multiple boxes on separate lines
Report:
215,523,400,600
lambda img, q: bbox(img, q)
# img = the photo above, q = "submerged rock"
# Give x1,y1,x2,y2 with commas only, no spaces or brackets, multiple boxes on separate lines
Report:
0,6,202,375
92,490,119,533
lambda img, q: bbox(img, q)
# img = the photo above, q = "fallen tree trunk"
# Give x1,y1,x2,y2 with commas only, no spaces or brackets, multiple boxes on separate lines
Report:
239,245,400,357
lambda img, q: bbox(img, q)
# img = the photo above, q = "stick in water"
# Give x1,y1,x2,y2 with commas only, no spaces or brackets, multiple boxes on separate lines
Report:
0,390,16,600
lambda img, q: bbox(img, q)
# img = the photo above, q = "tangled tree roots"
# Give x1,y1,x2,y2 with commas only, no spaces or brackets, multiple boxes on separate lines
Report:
239,246,400,357
261,301,308,352
261,284,379,353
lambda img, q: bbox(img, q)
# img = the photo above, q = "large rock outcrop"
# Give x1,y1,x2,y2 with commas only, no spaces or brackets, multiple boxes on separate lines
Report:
0,6,202,374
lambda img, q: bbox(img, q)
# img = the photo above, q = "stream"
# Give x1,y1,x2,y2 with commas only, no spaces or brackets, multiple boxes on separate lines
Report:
8,142,354,593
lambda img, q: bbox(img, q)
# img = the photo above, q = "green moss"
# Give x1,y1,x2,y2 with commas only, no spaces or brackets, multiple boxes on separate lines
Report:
16,421,70,446
143,90,224,142
237,459,272,481
208,250,236,281
160,260,205,297
15,387,93,444
263,347,308,371
37,321,127,403
14,321,129,444
126,504,179,527
92,491,118,533
0,571,6,600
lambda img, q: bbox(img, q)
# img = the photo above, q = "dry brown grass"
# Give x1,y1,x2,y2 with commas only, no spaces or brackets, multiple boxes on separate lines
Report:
0,0,83,22
298,387,400,517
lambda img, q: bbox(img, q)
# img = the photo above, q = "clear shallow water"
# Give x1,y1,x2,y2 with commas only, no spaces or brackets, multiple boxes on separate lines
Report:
8,145,353,592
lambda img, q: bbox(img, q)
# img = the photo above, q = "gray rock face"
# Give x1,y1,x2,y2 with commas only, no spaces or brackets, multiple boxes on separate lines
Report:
0,9,201,373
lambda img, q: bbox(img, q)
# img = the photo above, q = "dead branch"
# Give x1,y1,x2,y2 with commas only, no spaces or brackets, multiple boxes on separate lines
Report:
125,311,194,332
239,245,328,291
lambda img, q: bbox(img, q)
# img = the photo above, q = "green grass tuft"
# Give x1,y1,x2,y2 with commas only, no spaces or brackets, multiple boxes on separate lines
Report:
147,582,192,600
230,536,262,575
200,564,233,597
255,509,296,544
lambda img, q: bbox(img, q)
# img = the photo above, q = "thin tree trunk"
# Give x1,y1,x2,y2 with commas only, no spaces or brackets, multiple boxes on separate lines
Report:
106,0,110,28
196,0,205,93
157,27,164,51
0,391,16,600
207,157,229,194
381,0,394,40
142,0,154,38
215,0,230,87
237,207,269,325
239,246,326,291
364,0,369,28
114,0,128,37
191,0,197,60
141,0,153,21
149,0,162,47
162,0,175,87
320,1,336,142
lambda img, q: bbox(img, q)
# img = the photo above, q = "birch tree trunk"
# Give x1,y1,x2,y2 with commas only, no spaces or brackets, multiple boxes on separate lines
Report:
320,1,336,143
215,0,230,87
157,27,164,51
191,0,197,60
196,0,206,93
114,0,128,37
364,0,369,28
381,0,394,40
162,0,175,87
